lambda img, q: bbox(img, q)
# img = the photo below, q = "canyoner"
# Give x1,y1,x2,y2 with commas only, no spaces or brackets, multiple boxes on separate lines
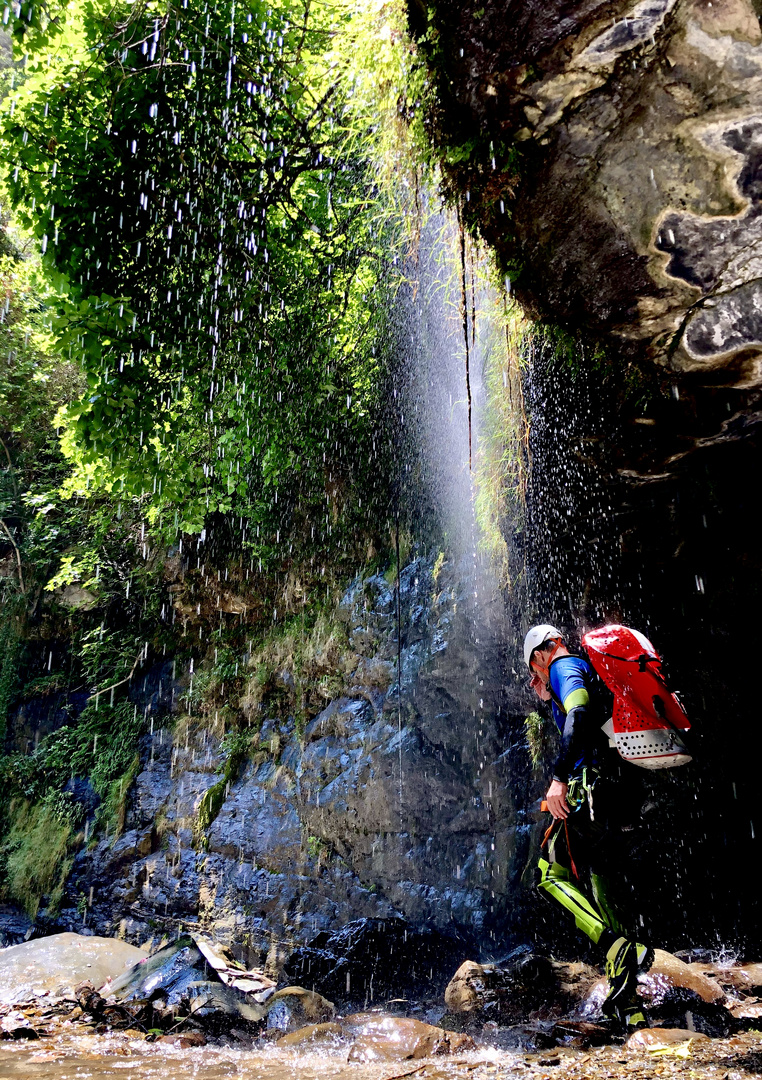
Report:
523,623,681,1033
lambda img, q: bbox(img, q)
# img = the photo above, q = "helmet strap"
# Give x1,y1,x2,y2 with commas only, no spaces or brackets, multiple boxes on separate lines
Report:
530,638,563,684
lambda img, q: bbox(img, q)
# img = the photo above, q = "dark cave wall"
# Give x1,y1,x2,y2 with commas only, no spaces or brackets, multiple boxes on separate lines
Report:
402,0,762,949
521,340,762,953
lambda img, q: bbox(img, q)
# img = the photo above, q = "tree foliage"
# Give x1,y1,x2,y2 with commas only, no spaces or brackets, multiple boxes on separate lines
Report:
2,0,400,551
0,0,425,911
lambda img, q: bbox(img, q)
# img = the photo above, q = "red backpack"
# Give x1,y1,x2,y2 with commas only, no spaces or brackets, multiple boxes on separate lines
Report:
581,624,692,770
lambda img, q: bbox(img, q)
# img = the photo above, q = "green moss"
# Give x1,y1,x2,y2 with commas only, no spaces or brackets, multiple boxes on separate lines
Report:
0,608,22,745
0,799,72,918
473,298,529,586
383,531,412,584
40,699,144,800
101,753,141,839
239,606,355,733
524,711,548,769
194,730,256,847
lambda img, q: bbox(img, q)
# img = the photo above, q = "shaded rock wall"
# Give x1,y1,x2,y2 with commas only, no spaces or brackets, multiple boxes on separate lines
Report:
58,554,534,958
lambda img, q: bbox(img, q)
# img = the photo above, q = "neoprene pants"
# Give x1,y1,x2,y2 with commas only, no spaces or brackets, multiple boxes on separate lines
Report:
537,775,636,944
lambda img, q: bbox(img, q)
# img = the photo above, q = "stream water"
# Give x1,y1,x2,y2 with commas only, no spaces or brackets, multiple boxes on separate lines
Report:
2,1028,761,1080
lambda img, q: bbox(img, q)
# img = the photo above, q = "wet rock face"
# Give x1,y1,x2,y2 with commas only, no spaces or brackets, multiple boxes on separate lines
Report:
59,552,529,956
282,918,468,1001
411,0,762,386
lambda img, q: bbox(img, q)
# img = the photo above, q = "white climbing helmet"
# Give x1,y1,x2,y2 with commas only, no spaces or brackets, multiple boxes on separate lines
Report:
523,624,563,668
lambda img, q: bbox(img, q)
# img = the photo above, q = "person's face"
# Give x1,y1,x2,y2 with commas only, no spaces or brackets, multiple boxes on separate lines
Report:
529,648,553,701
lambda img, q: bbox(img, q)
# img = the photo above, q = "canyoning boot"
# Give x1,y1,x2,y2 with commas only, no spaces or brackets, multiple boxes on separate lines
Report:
621,1004,649,1032
600,936,654,1028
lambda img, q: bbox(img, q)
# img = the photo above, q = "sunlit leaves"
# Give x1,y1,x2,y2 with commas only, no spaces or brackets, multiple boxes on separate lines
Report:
2,0,401,565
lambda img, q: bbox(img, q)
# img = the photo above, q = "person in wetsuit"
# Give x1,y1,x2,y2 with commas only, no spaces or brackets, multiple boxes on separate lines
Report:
524,624,654,1032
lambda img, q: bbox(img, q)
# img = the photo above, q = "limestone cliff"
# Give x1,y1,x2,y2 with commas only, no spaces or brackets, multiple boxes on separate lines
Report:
409,0,762,389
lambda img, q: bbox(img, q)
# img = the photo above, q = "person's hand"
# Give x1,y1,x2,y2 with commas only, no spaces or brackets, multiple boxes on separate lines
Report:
545,779,569,819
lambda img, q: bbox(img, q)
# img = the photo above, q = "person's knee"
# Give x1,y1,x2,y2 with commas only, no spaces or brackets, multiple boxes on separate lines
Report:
537,857,570,890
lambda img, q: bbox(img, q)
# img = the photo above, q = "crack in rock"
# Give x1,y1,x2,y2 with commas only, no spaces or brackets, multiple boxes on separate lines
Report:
581,0,680,67
655,115,762,360
526,0,679,135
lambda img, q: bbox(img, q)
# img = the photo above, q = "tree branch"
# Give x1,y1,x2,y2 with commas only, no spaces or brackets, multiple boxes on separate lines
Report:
93,647,144,701
0,434,12,472
0,517,25,594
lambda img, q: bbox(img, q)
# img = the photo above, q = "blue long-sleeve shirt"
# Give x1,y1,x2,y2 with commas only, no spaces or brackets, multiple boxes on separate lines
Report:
548,655,598,782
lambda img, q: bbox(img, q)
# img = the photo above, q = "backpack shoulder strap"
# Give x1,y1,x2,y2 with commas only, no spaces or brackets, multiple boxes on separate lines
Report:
547,682,566,716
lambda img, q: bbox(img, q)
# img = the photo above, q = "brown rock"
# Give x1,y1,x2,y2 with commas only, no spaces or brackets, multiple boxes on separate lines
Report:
277,1022,344,1046
445,960,500,1013
444,956,558,1021
729,1000,762,1020
737,963,762,988
551,1020,614,1047
627,1027,709,1051
691,962,762,995
345,1017,474,1062
157,1031,207,1048
551,960,602,1010
74,981,105,1016
269,986,335,1028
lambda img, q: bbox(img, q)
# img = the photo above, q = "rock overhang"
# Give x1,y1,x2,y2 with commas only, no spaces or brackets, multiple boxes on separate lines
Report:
410,0,762,389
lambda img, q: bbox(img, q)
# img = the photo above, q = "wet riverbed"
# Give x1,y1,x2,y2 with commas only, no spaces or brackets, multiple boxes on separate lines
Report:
2,1029,762,1080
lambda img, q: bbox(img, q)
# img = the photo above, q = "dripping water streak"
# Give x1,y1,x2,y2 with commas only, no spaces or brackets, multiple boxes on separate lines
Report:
458,208,473,472
395,499,403,815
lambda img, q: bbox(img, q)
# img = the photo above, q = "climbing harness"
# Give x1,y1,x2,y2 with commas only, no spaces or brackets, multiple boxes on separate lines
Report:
540,769,597,880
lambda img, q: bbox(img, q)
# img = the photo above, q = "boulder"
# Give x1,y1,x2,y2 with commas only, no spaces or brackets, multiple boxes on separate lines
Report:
106,935,274,1026
445,960,495,1012
265,986,335,1032
277,1022,344,1047
0,932,148,1005
627,1028,709,1051
443,953,557,1021
108,937,203,1002
185,980,266,1023
344,1016,474,1062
